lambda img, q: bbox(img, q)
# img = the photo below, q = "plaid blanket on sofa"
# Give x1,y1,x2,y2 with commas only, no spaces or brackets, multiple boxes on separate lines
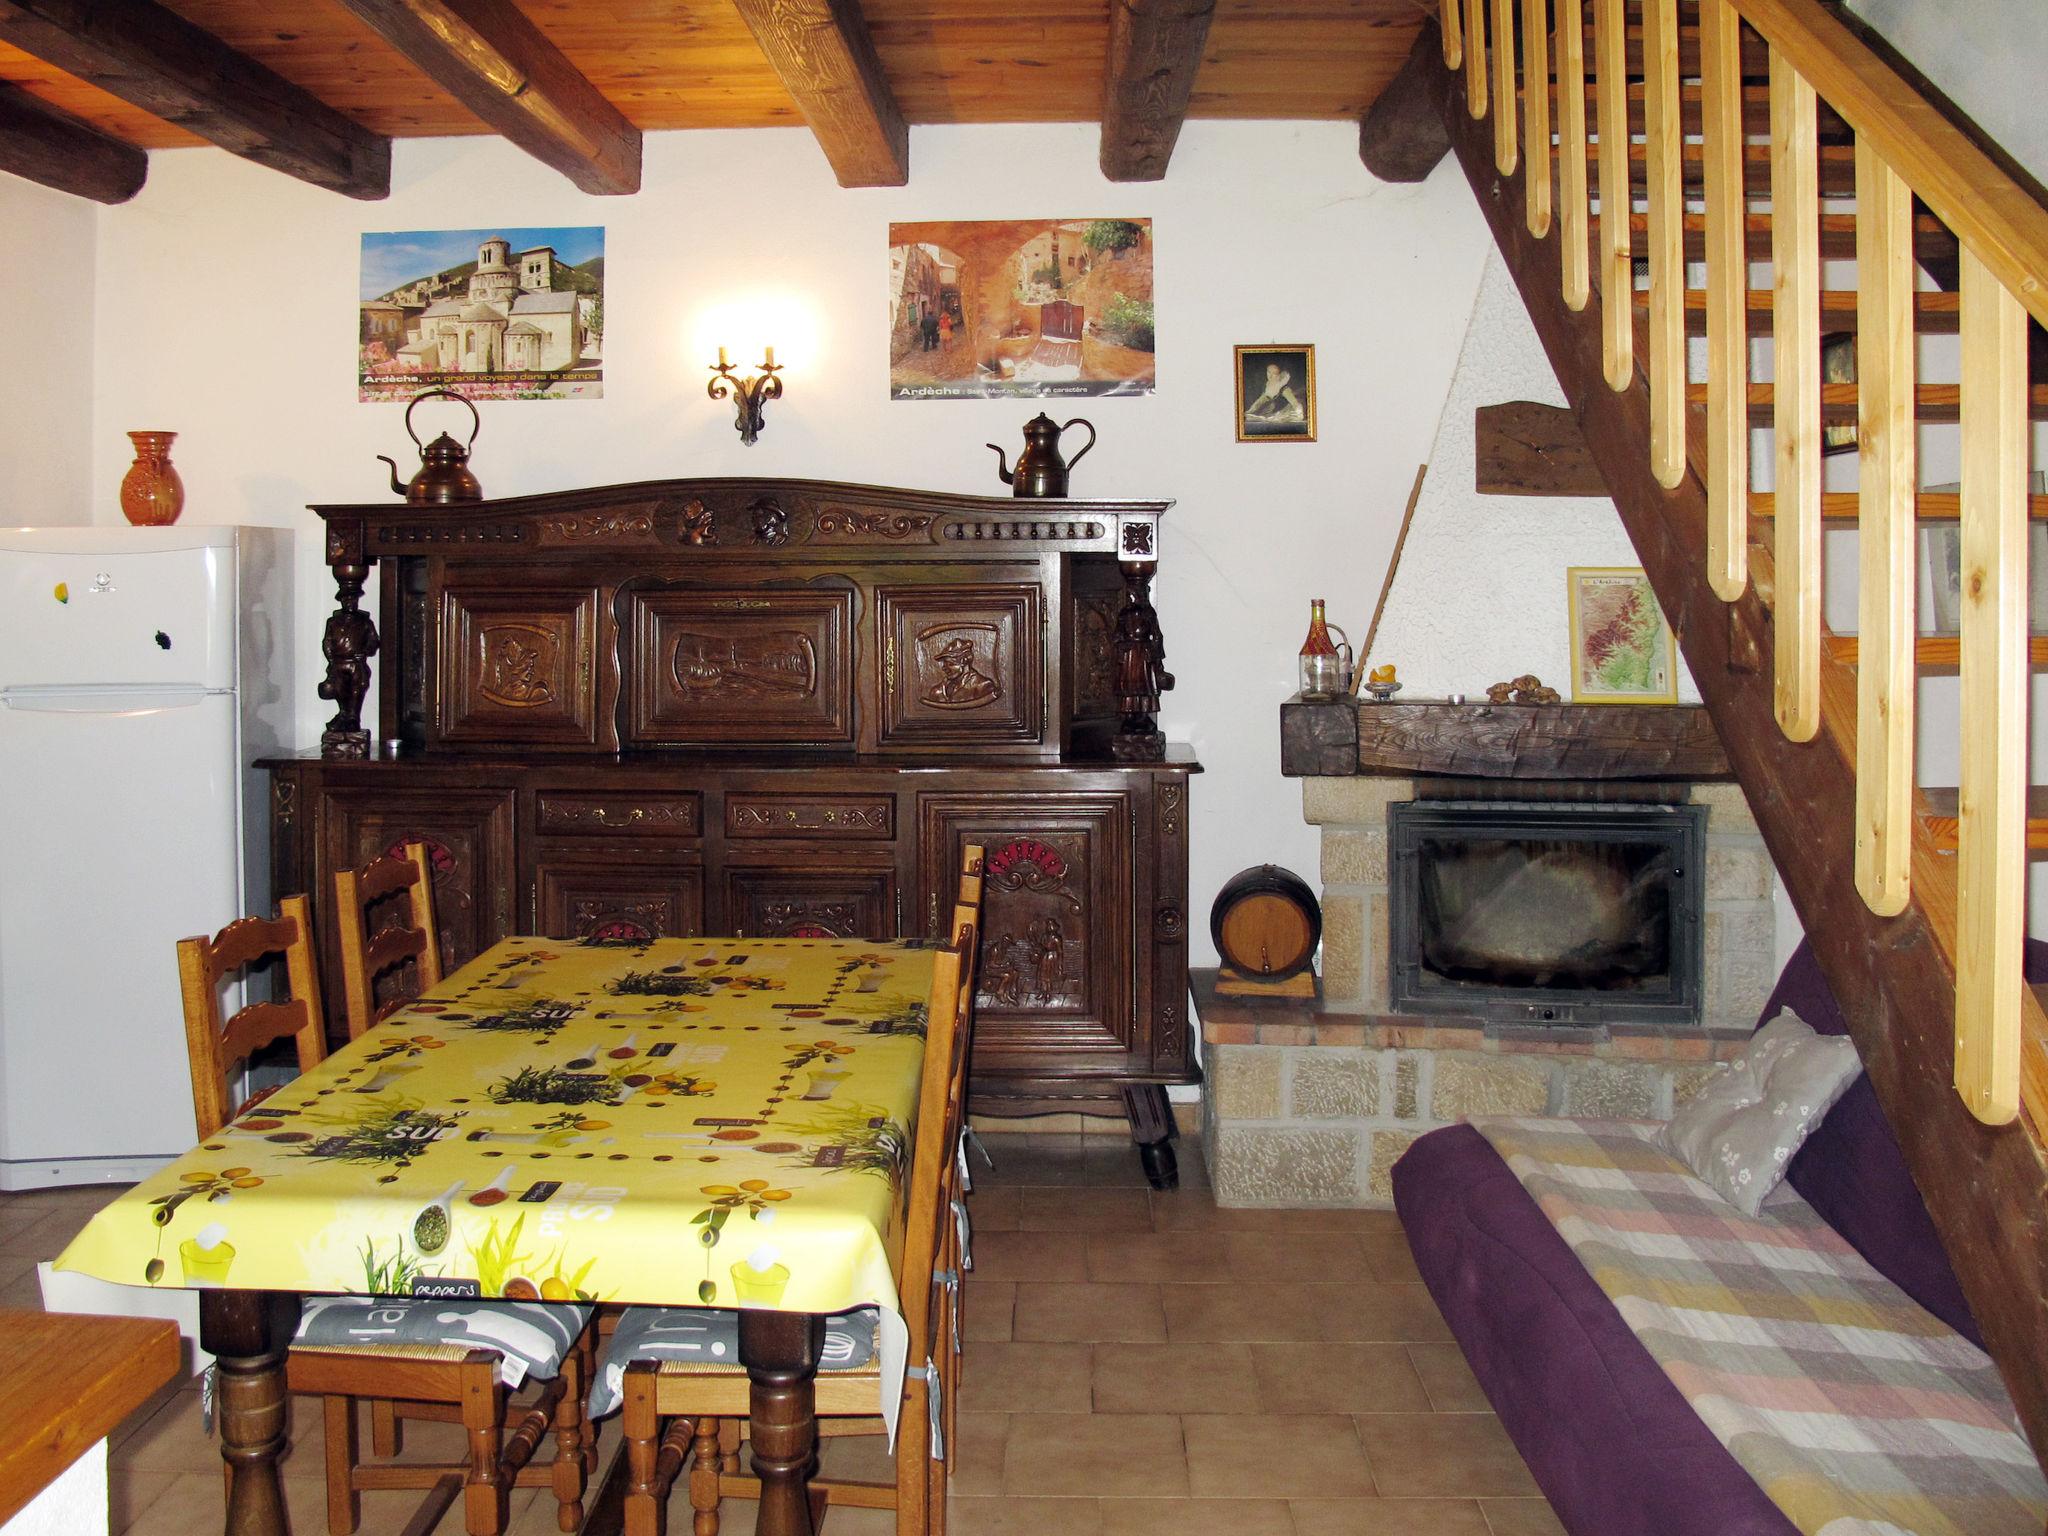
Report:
1473,1116,2048,1536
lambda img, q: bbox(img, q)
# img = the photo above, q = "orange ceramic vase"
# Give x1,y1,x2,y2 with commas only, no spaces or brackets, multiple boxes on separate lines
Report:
120,430,185,526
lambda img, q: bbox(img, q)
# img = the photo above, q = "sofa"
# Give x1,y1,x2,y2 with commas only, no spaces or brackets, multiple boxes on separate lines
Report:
1391,941,1994,1536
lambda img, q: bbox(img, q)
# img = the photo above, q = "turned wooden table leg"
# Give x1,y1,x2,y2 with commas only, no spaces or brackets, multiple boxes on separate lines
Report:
737,1310,824,1536
1122,1083,1180,1190
200,1289,299,1536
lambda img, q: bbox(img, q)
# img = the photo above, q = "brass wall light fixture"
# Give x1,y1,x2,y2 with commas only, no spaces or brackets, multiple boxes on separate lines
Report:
709,346,782,446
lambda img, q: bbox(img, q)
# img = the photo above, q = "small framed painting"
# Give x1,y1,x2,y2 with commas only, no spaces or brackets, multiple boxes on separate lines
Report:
1567,567,1678,703
1235,345,1316,442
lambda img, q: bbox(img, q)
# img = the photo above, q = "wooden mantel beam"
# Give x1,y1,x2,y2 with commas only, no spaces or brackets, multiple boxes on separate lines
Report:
730,0,906,188
1100,0,1217,182
0,78,145,203
0,0,388,198
329,0,641,196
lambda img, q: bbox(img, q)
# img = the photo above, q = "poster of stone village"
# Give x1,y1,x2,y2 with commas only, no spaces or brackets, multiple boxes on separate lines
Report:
359,227,605,402
889,219,1154,399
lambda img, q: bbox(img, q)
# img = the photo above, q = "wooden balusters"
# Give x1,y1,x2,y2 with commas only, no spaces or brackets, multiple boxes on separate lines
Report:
1521,0,1550,237
1439,0,1462,69
1492,0,1517,173
1769,50,1821,741
1700,0,1748,599
1643,0,1684,486
1464,0,1487,117
1854,141,1916,918
1593,0,1631,388
1555,0,1588,307
1955,245,2029,1126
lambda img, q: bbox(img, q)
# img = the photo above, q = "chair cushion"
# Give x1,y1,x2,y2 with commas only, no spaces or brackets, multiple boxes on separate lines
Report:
1660,1008,1861,1214
588,1305,881,1419
293,1296,592,1388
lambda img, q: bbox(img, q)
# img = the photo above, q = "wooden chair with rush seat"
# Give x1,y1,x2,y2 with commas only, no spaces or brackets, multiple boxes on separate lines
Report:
177,897,599,1536
612,847,986,1536
335,840,444,1038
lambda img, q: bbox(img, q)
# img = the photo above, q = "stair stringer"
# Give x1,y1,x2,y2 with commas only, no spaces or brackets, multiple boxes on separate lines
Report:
1421,47,2048,1465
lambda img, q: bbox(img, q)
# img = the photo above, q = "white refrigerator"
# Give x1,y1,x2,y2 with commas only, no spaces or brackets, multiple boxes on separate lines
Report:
0,525,292,1188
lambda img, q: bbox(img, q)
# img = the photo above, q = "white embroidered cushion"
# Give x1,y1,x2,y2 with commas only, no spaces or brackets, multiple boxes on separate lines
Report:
1660,1008,1862,1216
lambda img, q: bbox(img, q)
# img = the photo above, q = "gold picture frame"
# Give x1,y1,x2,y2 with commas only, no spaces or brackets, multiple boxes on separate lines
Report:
1235,344,1316,442
1567,566,1679,704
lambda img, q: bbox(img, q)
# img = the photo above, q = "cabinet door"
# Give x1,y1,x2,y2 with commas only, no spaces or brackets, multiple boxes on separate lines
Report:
917,793,1133,1070
622,587,855,746
436,583,602,747
536,863,705,943
317,787,518,991
726,866,896,940
878,583,1044,749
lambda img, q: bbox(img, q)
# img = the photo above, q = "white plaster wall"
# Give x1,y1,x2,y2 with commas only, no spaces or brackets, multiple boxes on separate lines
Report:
0,1439,106,1536
1368,249,1699,704
0,177,95,524
1843,0,2048,188
66,122,1492,965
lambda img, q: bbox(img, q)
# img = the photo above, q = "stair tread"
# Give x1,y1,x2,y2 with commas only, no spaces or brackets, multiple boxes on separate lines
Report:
1918,787,2048,852
1636,289,1960,334
1749,492,2048,522
1823,634,2048,667
1684,382,2048,423
1592,212,1956,264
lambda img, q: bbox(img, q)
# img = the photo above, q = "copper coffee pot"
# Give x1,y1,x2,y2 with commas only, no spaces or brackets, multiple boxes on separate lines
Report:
378,388,483,504
988,412,1096,499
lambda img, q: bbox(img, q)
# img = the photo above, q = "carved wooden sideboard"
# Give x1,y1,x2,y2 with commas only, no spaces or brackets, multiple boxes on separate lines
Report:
266,478,1200,1185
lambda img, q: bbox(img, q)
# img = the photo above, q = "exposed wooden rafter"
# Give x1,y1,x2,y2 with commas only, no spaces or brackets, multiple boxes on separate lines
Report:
328,0,641,196
0,78,143,202
1100,0,1217,182
1358,23,1451,182
729,0,906,188
0,0,388,198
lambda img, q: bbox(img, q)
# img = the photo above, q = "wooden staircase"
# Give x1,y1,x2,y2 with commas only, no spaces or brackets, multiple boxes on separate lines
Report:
1412,0,2048,1462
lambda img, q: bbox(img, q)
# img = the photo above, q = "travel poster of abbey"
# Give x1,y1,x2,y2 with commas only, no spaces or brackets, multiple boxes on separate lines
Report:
889,219,1155,399
359,227,605,401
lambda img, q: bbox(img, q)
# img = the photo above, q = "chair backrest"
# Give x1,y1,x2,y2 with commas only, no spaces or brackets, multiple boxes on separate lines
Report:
335,841,443,1038
956,842,985,910
177,894,327,1139
897,942,966,1356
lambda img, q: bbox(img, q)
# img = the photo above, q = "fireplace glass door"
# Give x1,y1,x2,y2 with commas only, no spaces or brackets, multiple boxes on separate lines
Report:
1388,801,1706,1028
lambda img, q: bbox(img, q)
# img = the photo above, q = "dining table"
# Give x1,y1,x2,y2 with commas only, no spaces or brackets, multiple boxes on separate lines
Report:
55,932,942,1536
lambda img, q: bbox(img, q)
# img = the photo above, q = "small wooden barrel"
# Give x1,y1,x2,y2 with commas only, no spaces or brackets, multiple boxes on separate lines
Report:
1210,865,1321,979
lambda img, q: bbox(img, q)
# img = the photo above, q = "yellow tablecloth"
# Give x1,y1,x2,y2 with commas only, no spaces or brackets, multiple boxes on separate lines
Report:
57,936,937,1319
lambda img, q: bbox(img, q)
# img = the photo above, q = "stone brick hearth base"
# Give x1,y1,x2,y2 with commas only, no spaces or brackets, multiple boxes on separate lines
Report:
1194,972,1748,1206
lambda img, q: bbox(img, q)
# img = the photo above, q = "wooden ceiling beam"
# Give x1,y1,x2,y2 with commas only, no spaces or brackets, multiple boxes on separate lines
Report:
0,78,144,203
0,0,388,198
328,0,641,196
1358,22,1449,182
1100,0,1217,182
730,0,906,188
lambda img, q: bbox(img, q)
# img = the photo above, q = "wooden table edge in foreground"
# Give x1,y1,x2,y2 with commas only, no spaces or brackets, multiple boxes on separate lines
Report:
0,1307,181,1526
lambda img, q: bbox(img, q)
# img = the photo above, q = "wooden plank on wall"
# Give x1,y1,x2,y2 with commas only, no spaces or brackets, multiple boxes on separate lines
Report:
1475,401,1609,495
0,0,389,198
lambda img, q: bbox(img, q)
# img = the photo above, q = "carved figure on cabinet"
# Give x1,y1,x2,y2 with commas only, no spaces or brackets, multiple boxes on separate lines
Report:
924,634,1000,708
482,631,555,708
1114,582,1172,724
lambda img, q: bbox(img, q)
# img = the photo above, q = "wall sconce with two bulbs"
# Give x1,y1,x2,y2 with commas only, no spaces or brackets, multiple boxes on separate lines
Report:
708,346,782,447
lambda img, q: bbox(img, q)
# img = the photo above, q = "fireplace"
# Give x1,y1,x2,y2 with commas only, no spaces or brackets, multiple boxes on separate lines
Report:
1388,800,1707,1028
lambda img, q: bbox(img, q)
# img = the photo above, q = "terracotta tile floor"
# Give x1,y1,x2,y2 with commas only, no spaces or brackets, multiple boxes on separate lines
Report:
1,1136,1567,1535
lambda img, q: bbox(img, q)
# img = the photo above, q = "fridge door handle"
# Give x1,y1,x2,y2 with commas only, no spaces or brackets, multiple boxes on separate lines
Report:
2,687,216,713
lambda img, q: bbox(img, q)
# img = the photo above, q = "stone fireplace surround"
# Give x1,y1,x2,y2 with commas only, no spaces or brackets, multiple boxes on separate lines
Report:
1198,701,1781,1207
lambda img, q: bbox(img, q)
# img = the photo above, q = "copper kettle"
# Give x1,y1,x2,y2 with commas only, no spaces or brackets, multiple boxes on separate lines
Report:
988,412,1095,499
378,388,483,504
